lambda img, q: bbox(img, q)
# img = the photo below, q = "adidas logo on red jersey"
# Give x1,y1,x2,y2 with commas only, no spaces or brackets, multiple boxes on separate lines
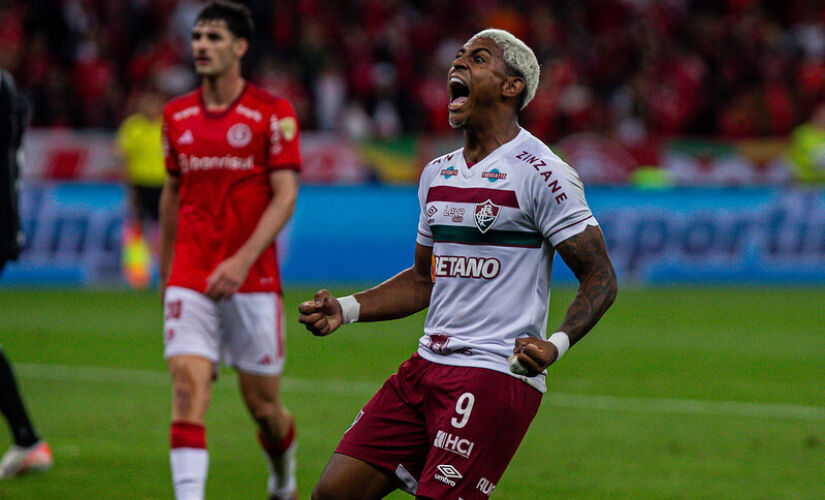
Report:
178,130,194,145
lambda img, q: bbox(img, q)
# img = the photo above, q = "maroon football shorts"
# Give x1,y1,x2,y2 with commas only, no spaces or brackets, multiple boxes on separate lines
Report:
335,353,542,499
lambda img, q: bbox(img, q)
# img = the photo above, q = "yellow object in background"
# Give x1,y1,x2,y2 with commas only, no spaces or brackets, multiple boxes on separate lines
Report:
116,113,166,187
122,222,151,289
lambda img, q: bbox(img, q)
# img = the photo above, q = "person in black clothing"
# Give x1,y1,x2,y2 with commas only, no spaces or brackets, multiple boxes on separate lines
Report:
0,69,53,479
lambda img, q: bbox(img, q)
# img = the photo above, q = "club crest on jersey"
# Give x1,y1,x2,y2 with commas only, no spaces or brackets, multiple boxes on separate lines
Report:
227,123,252,148
474,199,500,233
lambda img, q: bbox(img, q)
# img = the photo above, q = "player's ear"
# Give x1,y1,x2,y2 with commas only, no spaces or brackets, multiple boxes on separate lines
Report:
502,75,525,101
233,37,249,59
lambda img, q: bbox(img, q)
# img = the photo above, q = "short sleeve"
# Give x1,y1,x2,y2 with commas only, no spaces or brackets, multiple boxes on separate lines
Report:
416,165,435,247
266,99,301,172
161,109,179,175
529,159,598,247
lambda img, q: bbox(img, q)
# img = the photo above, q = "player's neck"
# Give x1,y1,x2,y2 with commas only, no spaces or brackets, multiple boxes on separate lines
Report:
462,116,520,164
201,72,245,111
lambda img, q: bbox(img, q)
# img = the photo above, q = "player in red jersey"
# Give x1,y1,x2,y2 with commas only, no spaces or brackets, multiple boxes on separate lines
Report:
159,3,300,499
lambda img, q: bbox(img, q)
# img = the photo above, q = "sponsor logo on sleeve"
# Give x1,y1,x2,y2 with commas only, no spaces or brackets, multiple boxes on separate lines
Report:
433,430,474,458
474,200,500,233
227,123,253,148
279,116,298,142
434,464,462,487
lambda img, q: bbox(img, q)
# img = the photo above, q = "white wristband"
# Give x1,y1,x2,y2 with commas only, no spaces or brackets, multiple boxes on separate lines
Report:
548,331,570,362
338,295,360,324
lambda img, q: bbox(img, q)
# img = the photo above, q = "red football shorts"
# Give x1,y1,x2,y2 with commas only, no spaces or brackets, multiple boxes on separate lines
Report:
335,353,542,499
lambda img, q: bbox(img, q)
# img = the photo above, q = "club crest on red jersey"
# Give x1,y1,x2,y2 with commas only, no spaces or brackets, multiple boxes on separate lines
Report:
227,123,252,148
474,199,500,233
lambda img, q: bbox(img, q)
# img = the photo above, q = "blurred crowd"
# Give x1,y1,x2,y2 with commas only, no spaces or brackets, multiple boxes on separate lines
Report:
3,0,825,146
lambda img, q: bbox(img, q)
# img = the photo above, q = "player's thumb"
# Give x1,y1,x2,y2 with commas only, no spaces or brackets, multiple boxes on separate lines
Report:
521,341,546,362
314,289,338,315
314,289,330,305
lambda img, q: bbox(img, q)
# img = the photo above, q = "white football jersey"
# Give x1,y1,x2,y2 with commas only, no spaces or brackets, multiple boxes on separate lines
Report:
415,128,598,392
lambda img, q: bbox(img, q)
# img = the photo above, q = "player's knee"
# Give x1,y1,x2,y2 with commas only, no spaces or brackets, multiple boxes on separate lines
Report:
310,481,340,500
170,373,209,418
247,399,279,428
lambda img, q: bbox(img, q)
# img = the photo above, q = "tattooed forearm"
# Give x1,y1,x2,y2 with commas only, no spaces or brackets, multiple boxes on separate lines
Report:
555,225,617,345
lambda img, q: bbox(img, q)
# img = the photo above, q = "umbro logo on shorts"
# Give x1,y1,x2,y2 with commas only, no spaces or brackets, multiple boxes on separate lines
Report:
434,464,462,487
256,354,273,365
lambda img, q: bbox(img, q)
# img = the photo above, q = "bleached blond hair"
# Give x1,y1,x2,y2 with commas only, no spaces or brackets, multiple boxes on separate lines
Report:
473,29,539,110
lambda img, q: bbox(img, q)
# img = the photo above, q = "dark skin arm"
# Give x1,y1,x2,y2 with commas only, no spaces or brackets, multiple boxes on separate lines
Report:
511,224,617,376
298,244,434,336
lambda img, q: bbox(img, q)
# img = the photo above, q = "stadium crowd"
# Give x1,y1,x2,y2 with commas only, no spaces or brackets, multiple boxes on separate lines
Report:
2,0,825,145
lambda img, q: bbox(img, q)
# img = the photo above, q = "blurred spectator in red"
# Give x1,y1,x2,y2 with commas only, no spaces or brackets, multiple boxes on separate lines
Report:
4,0,825,145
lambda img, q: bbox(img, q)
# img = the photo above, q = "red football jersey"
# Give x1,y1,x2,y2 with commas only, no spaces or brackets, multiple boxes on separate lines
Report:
162,83,301,294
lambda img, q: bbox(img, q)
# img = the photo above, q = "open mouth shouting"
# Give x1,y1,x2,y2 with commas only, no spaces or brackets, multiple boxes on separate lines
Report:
449,75,470,112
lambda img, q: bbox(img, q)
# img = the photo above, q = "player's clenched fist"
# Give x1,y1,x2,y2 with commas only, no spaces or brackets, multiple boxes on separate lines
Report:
298,289,343,336
508,337,559,377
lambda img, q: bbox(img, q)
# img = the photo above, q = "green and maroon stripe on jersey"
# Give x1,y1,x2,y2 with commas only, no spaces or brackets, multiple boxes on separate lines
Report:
430,225,543,248
426,186,519,208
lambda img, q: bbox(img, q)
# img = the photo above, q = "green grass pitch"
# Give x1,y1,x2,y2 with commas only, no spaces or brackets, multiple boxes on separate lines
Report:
0,286,822,499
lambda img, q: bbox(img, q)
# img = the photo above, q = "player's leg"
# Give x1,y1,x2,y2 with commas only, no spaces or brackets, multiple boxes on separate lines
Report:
222,292,297,499
237,371,297,500
163,286,222,500
314,354,436,499
167,355,213,500
0,346,52,479
414,364,542,500
311,453,398,500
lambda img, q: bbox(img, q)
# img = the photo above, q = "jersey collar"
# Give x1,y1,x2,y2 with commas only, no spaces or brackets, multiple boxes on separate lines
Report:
459,127,525,179
198,81,248,119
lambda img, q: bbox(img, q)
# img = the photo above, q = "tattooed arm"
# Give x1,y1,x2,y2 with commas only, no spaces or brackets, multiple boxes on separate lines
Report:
555,224,617,345
511,225,617,375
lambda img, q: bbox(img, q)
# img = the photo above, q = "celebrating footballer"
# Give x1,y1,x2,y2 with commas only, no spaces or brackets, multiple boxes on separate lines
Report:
159,2,300,499
299,29,617,500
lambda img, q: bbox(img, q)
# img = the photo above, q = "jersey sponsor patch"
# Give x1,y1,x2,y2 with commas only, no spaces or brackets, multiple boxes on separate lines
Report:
433,430,474,458
441,166,458,178
178,154,254,172
172,106,200,121
474,199,500,233
236,104,262,122
477,477,496,497
481,168,506,182
433,255,500,279
227,123,253,148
